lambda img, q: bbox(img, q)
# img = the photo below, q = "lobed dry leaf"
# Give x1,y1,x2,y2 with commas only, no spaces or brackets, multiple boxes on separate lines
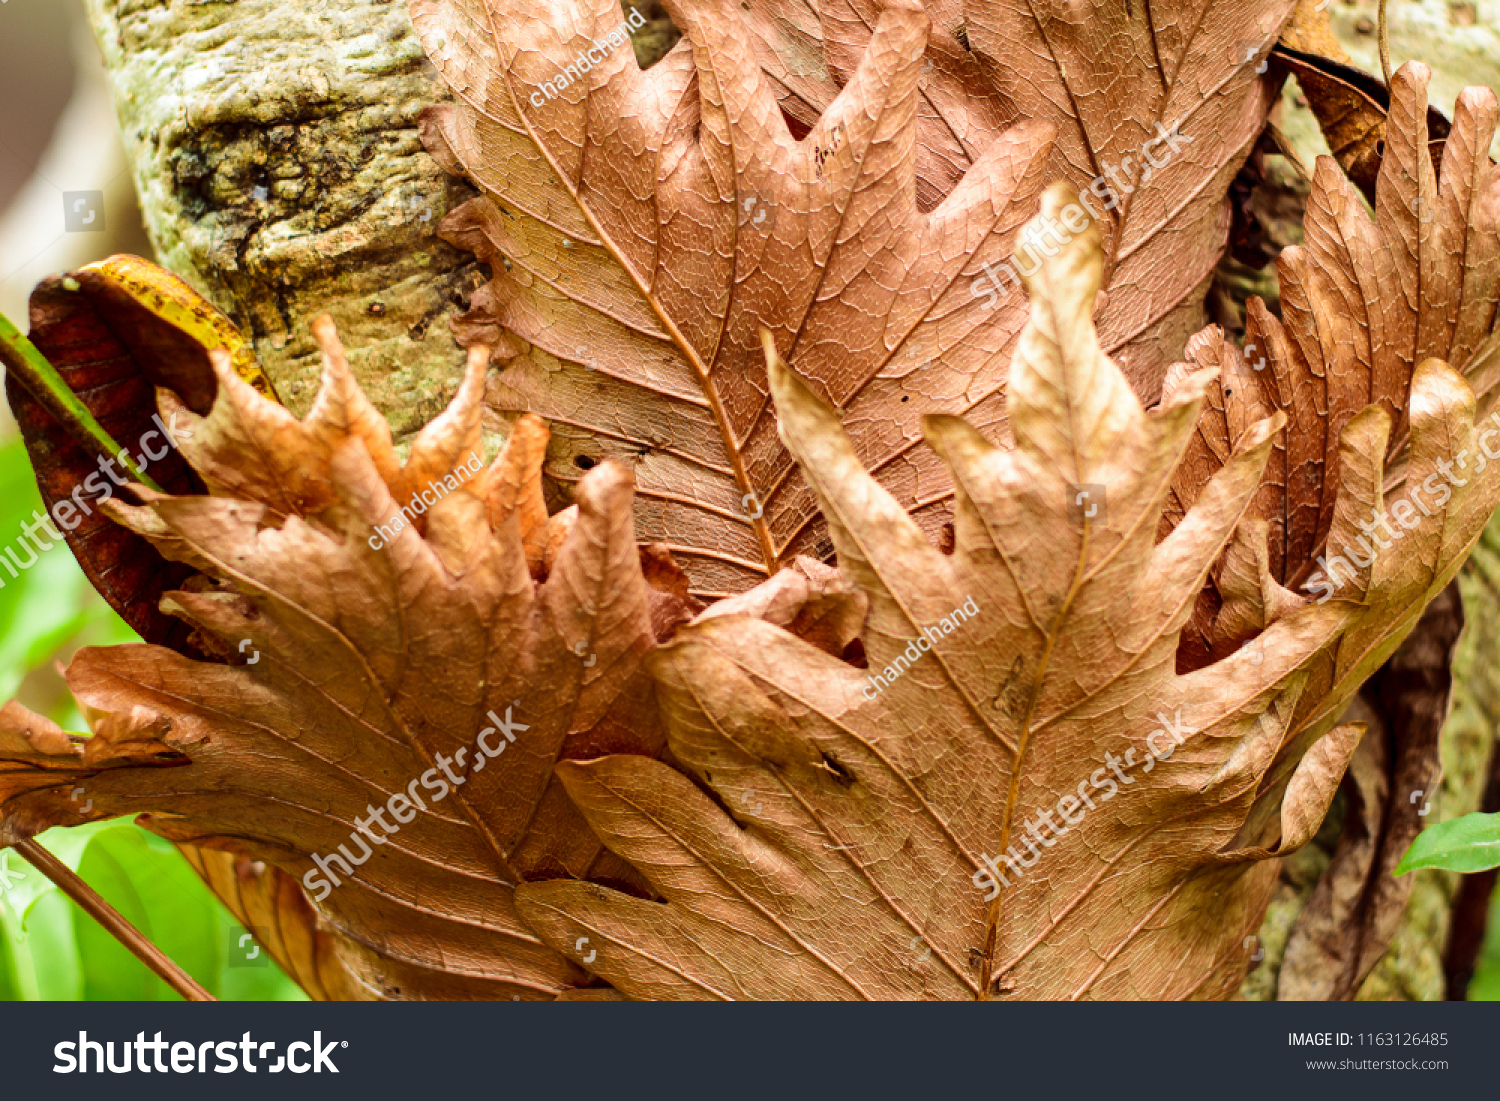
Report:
411,0,1293,600
0,305,879,998
0,317,687,999
746,0,1300,388
507,186,1500,999
1165,65,1500,667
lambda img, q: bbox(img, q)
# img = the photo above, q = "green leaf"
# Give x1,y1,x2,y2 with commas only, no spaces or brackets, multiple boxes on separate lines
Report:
2,820,117,924
0,914,20,1001
3,892,82,1000
74,833,159,1001
94,828,226,997
2,823,307,1001
1466,877,1500,1000
1396,811,1500,875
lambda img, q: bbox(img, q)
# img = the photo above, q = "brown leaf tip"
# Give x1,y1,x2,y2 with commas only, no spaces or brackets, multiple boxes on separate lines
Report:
1021,182,1104,301
0,700,77,757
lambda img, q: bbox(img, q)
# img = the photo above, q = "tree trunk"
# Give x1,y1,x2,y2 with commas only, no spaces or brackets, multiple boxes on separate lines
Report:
82,0,479,430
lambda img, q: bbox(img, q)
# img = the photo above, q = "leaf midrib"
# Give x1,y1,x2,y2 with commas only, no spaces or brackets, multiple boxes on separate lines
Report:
500,55,780,577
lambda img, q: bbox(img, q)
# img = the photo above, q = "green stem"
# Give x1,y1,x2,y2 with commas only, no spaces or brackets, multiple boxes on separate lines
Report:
0,309,162,492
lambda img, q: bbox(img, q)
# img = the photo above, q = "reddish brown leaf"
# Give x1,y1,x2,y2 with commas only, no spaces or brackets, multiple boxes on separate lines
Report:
5,258,282,656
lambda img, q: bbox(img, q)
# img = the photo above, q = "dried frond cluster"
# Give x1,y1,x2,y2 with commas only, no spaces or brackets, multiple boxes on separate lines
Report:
1,0,1498,1000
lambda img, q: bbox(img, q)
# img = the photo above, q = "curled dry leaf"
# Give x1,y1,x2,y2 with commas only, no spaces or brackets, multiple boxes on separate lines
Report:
1153,71,1498,996
511,186,1468,1000
1227,358,1500,991
4,257,279,654
1272,0,1455,205
1196,349,1500,856
1151,61,1500,984
0,317,698,999
410,0,1291,600
1165,66,1500,667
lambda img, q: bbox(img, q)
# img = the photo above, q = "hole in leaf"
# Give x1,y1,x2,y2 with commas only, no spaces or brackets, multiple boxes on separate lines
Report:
782,107,813,142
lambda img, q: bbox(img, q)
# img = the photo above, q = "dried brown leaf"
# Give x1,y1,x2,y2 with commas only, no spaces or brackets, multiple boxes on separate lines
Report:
412,0,1293,600
509,187,1494,999
743,0,1302,386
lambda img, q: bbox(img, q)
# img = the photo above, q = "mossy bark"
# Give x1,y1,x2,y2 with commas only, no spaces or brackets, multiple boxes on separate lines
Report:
83,0,680,435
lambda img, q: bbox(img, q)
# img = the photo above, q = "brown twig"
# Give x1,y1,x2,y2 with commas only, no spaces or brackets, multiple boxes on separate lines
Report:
1377,0,1393,87
13,838,216,1001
